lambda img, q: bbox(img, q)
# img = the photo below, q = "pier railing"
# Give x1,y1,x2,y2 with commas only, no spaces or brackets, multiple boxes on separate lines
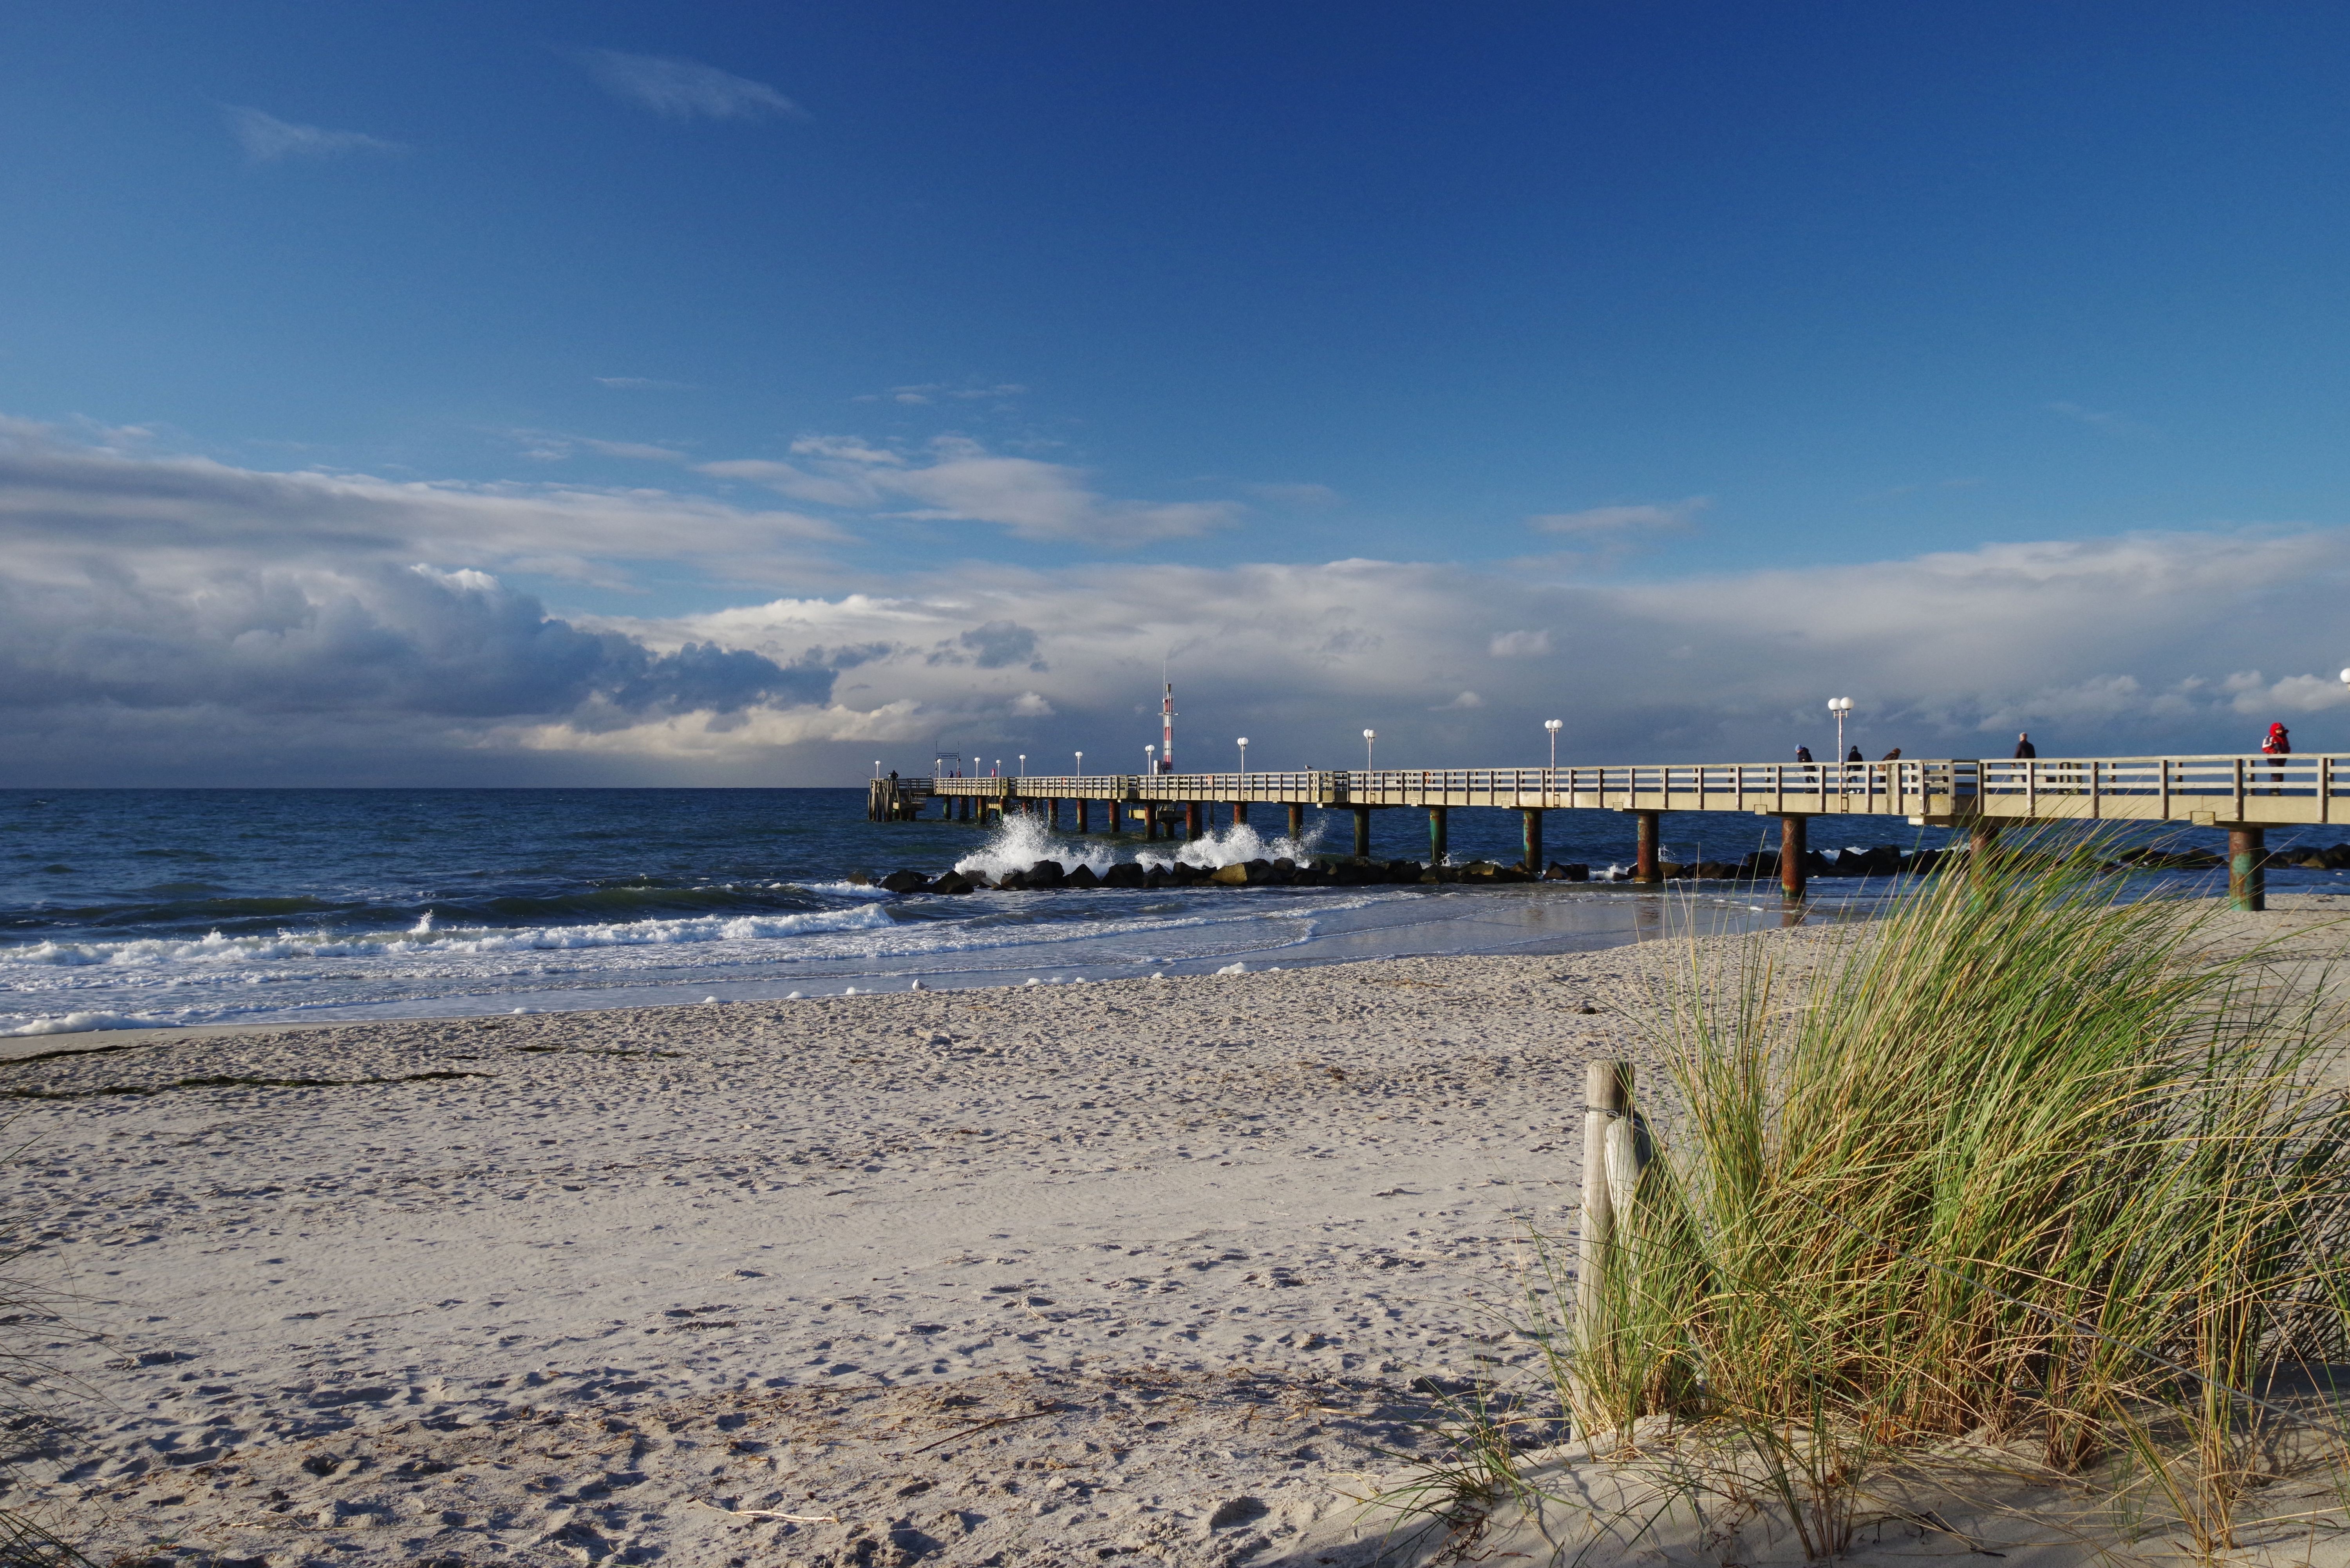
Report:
887,753,2350,827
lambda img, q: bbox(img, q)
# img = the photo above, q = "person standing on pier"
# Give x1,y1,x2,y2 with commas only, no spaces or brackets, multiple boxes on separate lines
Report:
2014,732,2035,759
1795,744,1814,788
2264,722,2291,794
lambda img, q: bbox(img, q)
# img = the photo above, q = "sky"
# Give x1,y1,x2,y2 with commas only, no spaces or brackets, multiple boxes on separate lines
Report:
6,2,2350,784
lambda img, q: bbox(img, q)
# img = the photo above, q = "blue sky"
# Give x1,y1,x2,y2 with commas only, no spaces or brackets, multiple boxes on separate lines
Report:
5,4,2350,782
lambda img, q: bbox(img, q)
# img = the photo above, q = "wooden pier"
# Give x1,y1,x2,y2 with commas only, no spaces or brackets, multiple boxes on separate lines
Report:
871,753,2346,911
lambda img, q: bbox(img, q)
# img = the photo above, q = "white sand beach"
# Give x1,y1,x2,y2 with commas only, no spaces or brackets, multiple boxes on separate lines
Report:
12,901,2348,1568
1,940,1695,1567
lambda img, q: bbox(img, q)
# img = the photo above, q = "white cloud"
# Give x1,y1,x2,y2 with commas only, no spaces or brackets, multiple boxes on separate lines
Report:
1528,496,1710,534
580,438,689,462
1434,691,1485,710
706,435,1237,545
577,50,806,122
224,106,404,164
1009,691,1056,717
2046,400,2146,437
1488,629,1551,658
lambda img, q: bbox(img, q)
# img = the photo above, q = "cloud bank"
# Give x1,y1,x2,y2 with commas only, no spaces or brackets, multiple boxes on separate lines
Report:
2,421,2346,784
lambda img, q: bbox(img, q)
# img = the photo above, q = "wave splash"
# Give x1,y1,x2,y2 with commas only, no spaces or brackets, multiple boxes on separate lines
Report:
952,816,1117,881
10,901,898,969
1139,821,1320,871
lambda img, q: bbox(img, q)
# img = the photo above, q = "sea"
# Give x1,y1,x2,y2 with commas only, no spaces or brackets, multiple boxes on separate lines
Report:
1,789,2337,1038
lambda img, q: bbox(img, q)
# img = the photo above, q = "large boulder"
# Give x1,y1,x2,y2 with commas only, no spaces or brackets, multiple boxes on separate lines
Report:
929,872,976,895
878,869,930,893
1063,863,1101,889
1101,862,1148,889
1543,862,1589,882
1209,862,1251,885
1024,859,1066,888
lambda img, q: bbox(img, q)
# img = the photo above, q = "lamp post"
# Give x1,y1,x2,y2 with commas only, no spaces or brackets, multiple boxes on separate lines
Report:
873,760,881,779
1018,753,1026,777
1237,737,1249,775
1074,750,1083,776
1544,718,1563,769
1145,743,1155,775
1828,697,1854,758
1363,728,1377,769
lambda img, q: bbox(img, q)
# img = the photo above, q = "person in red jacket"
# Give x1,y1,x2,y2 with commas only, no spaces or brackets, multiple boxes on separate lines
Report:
2263,722,2291,794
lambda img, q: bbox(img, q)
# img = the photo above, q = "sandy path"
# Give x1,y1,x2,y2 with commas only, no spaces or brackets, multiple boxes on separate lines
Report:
0,945,1701,1567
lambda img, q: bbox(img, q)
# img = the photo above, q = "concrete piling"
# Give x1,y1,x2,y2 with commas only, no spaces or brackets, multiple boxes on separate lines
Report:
1185,802,1202,841
1522,808,1543,873
1352,806,1373,860
1232,801,1249,827
1427,806,1449,867
1633,811,1661,884
1288,804,1305,842
1780,815,1808,902
2229,826,2266,912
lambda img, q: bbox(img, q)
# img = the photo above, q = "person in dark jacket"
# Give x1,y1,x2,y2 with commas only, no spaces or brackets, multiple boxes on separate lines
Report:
1795,745,1813,763
2014,732,2036,759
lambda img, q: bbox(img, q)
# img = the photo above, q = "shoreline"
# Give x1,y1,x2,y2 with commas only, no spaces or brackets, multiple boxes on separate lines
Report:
15,902,2349,1566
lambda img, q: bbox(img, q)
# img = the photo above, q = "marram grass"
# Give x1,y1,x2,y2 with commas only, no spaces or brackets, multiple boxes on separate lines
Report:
1517,836,2350,1559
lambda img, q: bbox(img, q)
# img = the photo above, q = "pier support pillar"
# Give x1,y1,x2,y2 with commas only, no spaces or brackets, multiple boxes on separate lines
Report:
1185,802,1203,841
2229,826,2267,912
1521,809,1544,873
1633,811,1662,885
1145,805,1159,840
1970,818,2001,862
1232,801,1248,827
1780,815,1808,903
1048,798,1060,828
1076,799,1090,833
1288,804,1305,842
1427,806,1449,867
1352,806,1373,860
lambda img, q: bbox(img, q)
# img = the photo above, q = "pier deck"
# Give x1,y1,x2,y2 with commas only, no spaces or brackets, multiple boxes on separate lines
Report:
870,753,2344,909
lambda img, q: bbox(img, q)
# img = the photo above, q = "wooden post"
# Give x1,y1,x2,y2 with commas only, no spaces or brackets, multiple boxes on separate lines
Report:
2229,826,2266,912
1352,806,1373,860
1578,1061,1637,1338
1522,808,1544,874
1288,804,1305,842
1427,805,1449,866
1633,811,1661,884
1780,814,1808,902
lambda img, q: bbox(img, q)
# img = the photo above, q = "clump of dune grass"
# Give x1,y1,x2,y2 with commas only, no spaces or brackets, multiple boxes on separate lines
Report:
1417,835,2350,1561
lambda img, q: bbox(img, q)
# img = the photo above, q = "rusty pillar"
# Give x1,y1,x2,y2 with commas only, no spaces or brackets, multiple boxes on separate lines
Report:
1352,806,1373,860
1633,811,1662,884
1185,802,1202,841
1288,804,1305,842
1232,801,1249,827
1427,806,1449,867
1780,815,1808,903
1076,798,1090,833
1522,809,1544,873
2229,826,2267,912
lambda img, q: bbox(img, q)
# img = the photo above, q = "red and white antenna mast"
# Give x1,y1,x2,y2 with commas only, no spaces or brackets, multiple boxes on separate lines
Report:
1159,658,1175,774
